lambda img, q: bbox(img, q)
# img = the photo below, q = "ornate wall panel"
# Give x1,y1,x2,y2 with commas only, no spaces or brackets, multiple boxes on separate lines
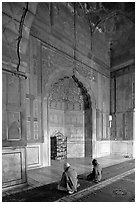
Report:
96,110,102,140
33,99,38,118
7,74,20,105
48,109,65,137
34,121,38,140
2,147,26,188
124,111,133,140
7,111,21,140
2,73,7,140
110,77,115,113
103,113,107,139
67,141,85,158
42,45,73,91
65,111,84,140
116,113,123,140
26,98,30,117
29,36,41,97
2,70,26,147
26,78,30,94
26,36,42,143
27,145,40,166
110,65,135,141
27,121,31,140
93,28,110,67
48,76,86,158
96,73,110,113
115,111,133,141
31,3,74,56
3,153,21,183
116,70,134,112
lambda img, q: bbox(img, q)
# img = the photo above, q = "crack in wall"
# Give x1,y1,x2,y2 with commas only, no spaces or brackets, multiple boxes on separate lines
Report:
16,2,28,72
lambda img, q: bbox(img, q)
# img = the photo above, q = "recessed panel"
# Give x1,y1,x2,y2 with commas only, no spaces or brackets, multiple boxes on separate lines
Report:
2,152,22,183
27,146,39,166
7,111,21,140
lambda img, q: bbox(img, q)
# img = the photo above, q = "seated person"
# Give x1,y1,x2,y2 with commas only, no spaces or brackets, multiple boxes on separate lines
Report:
87,159,102,183
57,162,80,194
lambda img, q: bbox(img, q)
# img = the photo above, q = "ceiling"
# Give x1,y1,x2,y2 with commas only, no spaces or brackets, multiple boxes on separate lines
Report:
2,2,135,70
67,2,135,67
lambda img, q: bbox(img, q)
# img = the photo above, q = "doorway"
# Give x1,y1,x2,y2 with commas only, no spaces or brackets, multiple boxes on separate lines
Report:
50,131,67,160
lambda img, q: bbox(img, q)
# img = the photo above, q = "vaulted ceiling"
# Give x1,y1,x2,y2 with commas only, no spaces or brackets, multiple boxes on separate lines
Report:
2,2,135,72
67,2,135,67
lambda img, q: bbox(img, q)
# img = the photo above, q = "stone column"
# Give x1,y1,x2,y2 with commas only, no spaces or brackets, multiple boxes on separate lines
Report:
92,107,97,158
42,97,51,166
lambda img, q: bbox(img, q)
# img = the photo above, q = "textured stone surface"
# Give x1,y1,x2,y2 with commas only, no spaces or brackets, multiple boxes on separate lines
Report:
2,147,26,188
2,2,135,190
2,159,135,201
110,65,134,142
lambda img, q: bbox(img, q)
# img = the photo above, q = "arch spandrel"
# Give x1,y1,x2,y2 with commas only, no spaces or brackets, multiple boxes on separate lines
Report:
43,69,96,109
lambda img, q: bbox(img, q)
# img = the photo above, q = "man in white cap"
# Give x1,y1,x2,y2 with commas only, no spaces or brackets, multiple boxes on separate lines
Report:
57,162,80,194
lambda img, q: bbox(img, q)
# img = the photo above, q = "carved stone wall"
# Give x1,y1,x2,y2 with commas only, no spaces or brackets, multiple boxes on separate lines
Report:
48,77,85,158
26,36,42,144
110,65,135,141
2,2,135,190
2,2,37,70
2,72,26,147
2,147,26,188
96,73,110,141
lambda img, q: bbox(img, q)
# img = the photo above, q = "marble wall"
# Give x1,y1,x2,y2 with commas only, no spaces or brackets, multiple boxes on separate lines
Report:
27,2,111,164
27,145,40,167
2,147,26,188
48,77,85,158
110,65,134,142
110,141,134,157
2,2,134,190
95,141,111,158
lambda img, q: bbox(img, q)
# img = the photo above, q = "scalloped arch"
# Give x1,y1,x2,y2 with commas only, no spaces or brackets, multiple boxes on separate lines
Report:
43,69,96,108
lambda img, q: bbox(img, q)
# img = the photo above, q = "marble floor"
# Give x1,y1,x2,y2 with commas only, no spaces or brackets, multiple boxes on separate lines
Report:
2,157,134,201
2,154,133,197
27,154,132,188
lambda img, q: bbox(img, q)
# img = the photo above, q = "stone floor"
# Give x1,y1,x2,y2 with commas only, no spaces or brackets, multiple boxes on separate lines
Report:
27,154,133,187
71,173,135,202
2,154,133,197
2,157,135,202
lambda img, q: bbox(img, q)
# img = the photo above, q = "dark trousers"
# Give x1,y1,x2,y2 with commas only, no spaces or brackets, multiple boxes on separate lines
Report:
87,168,96,180
87,172,95,180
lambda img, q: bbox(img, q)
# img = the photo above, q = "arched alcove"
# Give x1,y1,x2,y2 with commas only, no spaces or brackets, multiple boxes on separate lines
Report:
43,73,94,162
